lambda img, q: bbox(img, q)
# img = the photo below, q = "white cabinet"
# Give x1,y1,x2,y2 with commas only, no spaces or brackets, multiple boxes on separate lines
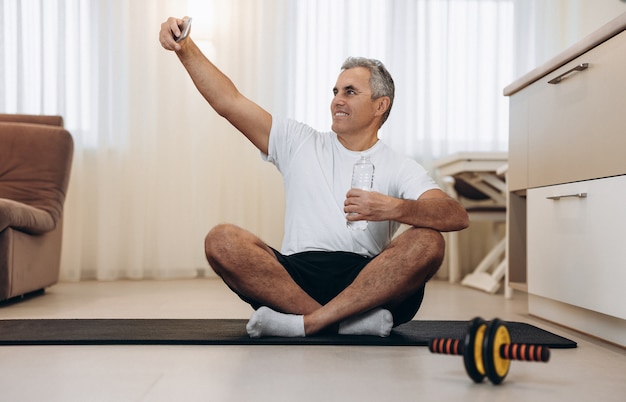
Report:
528,176,626,320
504,13,626,346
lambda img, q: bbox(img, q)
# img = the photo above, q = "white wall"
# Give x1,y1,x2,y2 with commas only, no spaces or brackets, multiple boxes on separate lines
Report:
515,0,626,77
577,0,626,39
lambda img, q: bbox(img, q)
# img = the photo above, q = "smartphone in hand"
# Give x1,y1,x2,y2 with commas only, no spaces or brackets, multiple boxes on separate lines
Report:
174,17,192,43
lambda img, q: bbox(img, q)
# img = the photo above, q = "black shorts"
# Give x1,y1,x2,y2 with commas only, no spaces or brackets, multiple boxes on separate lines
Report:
269,249,426,326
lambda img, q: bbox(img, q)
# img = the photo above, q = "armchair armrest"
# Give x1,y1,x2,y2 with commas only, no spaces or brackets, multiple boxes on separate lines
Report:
0,198,55,235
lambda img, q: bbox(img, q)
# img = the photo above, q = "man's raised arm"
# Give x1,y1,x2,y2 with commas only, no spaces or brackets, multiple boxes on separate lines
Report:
159,17,272,154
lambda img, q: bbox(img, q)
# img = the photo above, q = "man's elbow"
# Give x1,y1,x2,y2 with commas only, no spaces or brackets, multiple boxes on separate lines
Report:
452,207,470,231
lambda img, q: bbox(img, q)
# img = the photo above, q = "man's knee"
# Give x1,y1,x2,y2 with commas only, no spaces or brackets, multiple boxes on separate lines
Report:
422,229,445,263
204,224,274,276
399,227,445,279
398,226,444,250
204,224,241,266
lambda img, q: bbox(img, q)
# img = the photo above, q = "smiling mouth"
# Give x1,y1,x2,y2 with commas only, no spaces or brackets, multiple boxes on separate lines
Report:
334,112,349,117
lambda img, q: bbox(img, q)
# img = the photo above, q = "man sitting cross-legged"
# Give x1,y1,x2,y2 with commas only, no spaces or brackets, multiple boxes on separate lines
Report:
159,17,469,338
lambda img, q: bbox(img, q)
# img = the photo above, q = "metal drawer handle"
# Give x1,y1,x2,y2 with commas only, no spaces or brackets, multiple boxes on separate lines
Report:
548,63,589,84
546,192,587,200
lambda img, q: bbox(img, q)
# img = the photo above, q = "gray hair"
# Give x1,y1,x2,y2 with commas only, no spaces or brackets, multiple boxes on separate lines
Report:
341,57,395,127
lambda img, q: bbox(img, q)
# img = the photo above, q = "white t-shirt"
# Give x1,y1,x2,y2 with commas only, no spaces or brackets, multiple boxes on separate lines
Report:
264,117,439,257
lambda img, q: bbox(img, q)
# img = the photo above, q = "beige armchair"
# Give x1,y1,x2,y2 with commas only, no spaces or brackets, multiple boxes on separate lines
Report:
0,114,73,301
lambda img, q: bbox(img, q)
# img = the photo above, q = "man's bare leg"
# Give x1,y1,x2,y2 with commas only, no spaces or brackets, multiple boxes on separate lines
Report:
206,224,324,338
204,224,321,315
241,227,443,337
205,224,444,337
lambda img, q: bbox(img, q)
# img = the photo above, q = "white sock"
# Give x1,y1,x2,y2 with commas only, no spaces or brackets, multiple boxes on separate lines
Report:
246,306,306,338
338,308,393,337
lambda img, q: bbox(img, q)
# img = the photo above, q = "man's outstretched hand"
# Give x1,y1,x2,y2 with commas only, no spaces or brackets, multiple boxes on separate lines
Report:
159,17,189,51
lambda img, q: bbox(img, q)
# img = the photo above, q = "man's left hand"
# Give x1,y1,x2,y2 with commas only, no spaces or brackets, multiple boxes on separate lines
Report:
344,189,397,222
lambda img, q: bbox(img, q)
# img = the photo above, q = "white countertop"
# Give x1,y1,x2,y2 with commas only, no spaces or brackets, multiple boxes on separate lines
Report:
504,11,626,96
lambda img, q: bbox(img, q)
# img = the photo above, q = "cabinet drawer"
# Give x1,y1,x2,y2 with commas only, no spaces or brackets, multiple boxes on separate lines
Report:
526,31,626,188
527,175,626,319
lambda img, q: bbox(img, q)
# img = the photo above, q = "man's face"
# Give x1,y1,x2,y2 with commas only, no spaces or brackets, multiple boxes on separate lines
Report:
330,67,380,136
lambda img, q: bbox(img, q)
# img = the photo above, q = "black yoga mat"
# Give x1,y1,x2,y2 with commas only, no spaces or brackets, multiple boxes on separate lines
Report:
0,319,576,347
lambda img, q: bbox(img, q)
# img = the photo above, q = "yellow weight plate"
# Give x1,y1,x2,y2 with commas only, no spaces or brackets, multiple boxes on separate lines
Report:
474,324,486,376
492,324,511,378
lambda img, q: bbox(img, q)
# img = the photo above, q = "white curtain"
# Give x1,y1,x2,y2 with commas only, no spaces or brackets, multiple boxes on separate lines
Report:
2,0,594,281
1,0,288,281
284,0,515,169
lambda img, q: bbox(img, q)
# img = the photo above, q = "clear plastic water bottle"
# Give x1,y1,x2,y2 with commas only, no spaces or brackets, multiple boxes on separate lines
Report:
347,155,375,231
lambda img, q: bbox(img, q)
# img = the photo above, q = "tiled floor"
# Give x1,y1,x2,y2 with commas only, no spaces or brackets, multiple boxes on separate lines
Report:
0,278,624,401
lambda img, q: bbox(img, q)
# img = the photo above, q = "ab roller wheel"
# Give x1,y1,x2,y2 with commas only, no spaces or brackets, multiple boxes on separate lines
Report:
428,317,551,385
